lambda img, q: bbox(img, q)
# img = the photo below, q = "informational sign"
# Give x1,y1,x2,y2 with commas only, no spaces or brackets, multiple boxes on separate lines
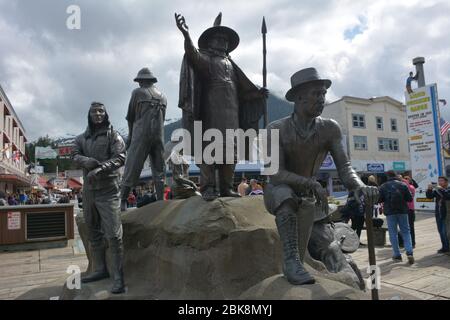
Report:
35,165,44,174
393,162,406,171
320,135,347,171
58,146,74,159
320,154,336,170
7,212,21,230
35,146,58,159
53,179,66,189
405,84,443,211
367,163,385,173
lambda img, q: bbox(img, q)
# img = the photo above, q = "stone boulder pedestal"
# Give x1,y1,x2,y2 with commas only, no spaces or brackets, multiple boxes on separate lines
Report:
62,196,367,300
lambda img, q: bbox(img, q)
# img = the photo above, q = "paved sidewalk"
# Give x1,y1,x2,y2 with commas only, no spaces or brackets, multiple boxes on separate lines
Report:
0,219,88,300
0,211,448,300
353,211,450,300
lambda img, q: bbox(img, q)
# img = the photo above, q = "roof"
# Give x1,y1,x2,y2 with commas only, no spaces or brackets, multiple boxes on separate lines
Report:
328,95,405,110
38,176,54,189
67,178,82,189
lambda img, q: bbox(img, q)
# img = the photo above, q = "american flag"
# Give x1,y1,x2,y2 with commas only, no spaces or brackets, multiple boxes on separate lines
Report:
440,117,450,136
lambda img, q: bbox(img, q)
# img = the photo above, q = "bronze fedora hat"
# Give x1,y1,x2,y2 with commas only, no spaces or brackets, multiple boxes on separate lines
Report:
285,68,331,102
198,12,240,53
134,67,158,83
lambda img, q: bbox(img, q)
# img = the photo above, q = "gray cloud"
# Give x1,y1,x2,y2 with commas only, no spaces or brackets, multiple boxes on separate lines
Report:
0,0,449,140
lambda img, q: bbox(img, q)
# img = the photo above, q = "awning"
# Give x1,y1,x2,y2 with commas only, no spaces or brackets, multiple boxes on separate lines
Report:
0,174,31,187
67,178,82,189
38,176,54,189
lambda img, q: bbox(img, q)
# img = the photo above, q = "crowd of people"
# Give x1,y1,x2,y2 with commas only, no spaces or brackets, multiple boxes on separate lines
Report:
341,171,450,264
0,190,76,206
119,177,266,209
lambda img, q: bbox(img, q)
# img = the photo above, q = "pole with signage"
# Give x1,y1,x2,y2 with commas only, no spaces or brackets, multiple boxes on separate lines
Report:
405,83,443,211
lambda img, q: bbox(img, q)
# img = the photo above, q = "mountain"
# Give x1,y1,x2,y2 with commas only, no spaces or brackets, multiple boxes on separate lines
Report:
39,93,293,146
163,93,293,142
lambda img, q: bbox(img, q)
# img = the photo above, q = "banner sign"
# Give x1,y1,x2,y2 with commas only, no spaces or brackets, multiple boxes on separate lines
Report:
405,84,443,211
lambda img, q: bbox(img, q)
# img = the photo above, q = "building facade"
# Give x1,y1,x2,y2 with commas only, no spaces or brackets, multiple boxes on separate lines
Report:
321,96,410,194
0,85,30,194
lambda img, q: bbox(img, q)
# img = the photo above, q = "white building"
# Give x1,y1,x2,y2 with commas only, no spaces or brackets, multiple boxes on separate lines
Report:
322,96,410,193
0,85,30,194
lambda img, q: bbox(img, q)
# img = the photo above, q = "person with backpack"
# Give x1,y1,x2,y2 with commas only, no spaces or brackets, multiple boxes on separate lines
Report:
378,170,414,264
426,176,450,254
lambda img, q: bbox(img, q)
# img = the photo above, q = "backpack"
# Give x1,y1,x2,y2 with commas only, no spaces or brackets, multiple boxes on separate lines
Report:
387,182,405,212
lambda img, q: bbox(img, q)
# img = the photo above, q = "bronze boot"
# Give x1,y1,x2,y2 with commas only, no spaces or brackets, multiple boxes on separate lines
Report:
219,164,241,197
81,245,109,283
275,210,315,285
109,239,125,294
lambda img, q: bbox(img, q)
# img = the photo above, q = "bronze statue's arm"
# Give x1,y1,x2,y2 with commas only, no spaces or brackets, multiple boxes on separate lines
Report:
328,120,364,191
98,132,126,173
125,92,136,147
72,136,99,170
265,127,314,192
175,13,206,70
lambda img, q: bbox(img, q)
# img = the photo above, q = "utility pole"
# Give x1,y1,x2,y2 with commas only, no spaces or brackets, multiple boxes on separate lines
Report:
413,57,426,88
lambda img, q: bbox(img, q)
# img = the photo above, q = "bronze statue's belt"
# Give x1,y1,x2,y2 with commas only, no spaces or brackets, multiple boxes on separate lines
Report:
206,79,235,87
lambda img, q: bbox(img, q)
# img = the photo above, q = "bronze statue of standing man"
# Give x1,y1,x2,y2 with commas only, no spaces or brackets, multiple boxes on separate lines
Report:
175,12,267,201
72,102,126,294
120,68,167,211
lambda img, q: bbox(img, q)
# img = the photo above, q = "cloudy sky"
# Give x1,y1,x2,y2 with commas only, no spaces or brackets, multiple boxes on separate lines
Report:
0,0,449,141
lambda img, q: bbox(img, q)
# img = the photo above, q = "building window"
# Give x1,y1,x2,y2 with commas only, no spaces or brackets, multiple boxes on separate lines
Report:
376,117,383,130
353,135,368,150
378,138,399,152
352,114,365,128
391,118,398,132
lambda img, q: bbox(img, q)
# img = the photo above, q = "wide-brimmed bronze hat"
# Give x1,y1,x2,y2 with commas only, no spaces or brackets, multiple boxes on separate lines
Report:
285,68,331,102
134,67,158,83
198,12,240,53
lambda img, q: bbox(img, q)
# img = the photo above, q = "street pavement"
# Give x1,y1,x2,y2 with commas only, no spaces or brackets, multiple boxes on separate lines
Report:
0,210,448,300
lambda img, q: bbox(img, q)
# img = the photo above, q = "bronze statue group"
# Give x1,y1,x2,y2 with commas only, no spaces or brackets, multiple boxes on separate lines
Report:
72,13,379,294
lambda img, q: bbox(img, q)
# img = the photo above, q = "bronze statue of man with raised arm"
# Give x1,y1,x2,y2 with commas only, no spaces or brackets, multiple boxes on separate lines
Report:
175,12,267,201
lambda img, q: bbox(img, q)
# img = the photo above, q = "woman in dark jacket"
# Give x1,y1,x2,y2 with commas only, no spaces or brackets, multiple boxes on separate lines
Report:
341,191,365,239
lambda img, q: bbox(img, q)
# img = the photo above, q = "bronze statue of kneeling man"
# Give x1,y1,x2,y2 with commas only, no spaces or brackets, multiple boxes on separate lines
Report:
264,68,378,285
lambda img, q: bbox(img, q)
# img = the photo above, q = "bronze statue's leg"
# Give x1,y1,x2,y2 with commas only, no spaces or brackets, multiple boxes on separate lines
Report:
275,200,315,285
119,186,131,212
149,140,166,201
296,198,316,262
94,185,125,294
199,164,218,201
120,139,151,208
218,164,240,197
81,189,109,283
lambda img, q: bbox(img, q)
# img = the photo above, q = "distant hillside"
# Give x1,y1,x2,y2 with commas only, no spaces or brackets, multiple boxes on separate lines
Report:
47,94,293,145
164,93,293,142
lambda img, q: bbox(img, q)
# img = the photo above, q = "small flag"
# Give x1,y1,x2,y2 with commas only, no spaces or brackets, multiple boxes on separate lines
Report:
440,117,450,136
439,99,447,106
